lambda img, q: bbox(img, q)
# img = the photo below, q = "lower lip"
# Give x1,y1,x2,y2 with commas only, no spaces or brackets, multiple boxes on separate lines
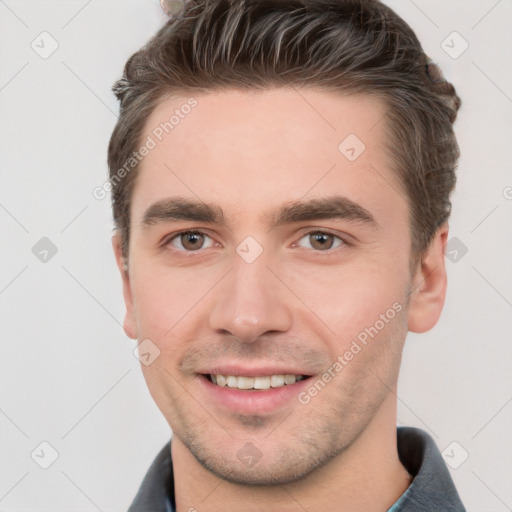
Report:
197,374,313,415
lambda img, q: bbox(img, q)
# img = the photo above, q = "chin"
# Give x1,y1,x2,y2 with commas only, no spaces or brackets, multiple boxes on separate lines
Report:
187,438,341,487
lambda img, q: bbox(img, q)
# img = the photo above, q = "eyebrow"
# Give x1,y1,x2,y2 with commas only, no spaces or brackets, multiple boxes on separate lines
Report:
141,196,379,229
142,198,224,226
272,196,379,229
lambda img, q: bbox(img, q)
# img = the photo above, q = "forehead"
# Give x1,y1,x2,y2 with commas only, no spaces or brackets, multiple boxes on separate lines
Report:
131,88,406,228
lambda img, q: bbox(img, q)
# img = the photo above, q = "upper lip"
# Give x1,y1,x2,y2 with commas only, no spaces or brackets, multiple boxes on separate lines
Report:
197,364,313,377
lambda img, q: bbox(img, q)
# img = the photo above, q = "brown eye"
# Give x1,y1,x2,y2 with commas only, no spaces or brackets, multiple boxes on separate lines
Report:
181,232,204,250
168,231,214,251
310,233,334,250
297,231,344,251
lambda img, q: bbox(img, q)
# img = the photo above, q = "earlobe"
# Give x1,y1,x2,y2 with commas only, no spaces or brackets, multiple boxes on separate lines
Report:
112,233,139,340
407,223,449,333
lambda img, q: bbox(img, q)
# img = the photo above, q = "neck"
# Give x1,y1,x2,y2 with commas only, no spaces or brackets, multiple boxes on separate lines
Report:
172,394,411,512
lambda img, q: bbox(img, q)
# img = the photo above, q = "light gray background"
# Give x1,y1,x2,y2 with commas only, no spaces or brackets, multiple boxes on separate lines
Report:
0,0,511,510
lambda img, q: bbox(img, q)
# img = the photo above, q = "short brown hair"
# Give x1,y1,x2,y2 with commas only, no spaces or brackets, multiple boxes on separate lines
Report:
108,0,461,261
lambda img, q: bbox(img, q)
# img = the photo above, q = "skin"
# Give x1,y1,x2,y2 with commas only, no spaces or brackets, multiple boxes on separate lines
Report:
113,88,449,512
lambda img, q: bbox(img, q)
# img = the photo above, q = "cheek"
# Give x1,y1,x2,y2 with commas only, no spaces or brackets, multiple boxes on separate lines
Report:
129,261,224,339
284,259,409,359
131,275,175,337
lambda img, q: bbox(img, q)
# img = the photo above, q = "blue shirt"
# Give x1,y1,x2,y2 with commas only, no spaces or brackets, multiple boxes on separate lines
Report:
127,427,466,511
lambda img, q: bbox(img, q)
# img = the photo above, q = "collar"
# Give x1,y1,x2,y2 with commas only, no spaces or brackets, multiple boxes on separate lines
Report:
127,427,465,512
388,427,466,511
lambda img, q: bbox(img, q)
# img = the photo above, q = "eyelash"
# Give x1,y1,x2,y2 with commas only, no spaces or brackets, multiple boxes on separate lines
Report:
162,229,348,254
294,230,347,251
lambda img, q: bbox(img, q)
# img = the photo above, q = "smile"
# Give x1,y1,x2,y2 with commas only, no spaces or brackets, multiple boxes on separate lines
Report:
209,374,307,390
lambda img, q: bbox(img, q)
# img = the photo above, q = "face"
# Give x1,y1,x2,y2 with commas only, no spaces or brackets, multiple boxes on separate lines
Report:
113,88,446,485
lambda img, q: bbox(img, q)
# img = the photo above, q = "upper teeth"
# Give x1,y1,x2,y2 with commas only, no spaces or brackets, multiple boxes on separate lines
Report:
211,374,304,390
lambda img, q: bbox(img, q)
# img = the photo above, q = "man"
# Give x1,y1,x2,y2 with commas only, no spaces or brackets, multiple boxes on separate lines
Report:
108,0,465,510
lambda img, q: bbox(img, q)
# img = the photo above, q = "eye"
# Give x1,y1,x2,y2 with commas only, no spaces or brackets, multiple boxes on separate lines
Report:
166,231,215,252
296,231,345,251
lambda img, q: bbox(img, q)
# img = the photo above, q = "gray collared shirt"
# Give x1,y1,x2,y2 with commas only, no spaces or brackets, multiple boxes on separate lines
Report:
127,427,466,511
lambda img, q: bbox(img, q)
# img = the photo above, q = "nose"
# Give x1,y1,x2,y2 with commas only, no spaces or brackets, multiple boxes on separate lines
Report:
208,251,293,344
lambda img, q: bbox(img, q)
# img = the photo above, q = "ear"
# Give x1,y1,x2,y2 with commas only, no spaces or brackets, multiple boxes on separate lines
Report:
112,232,138,340
407,223,449,333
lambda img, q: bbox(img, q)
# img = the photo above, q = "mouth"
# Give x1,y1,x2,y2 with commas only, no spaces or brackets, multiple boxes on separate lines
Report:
195,365,316,414
204,373,310,390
